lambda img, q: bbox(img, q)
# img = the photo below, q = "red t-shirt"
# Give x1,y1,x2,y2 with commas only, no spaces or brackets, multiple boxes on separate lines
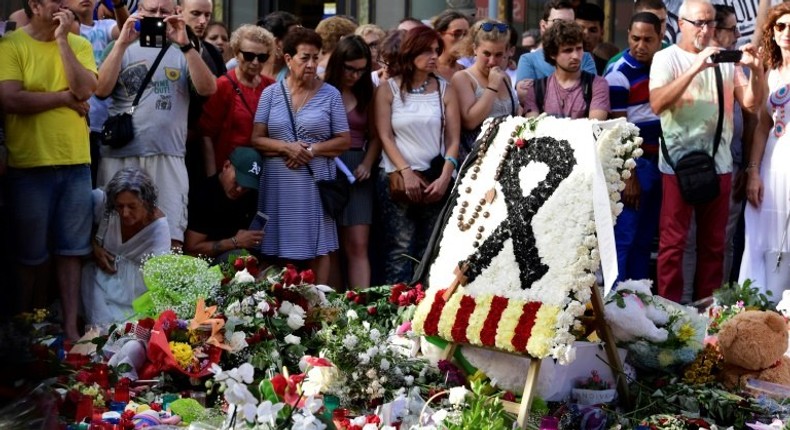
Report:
200,68,274,171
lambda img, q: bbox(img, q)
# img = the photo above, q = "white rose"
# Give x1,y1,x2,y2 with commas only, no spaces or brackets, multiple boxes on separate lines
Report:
287,313,305,330
448,386,468,406
284,334,301,345
233,269,255,284
346,309,359,320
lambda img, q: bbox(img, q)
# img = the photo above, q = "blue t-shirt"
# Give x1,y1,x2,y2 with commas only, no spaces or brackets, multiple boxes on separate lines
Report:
515,48,597,82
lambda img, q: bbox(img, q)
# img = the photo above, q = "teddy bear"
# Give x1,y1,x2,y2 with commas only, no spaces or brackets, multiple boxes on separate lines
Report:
717,310,790,391
604,279,670,343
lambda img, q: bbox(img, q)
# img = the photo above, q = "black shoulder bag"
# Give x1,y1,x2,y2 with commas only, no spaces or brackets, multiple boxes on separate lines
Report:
660,66,724,205
101,44,169,148
280,81,349,219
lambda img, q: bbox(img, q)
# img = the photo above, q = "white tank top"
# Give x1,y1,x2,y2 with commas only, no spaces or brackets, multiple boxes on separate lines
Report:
380,77,446,173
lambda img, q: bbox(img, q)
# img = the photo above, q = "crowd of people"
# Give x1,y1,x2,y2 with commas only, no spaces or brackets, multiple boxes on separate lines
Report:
1,0,789,339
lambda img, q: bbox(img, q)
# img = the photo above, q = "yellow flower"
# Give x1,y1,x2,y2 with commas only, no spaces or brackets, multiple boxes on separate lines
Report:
169,341,194,369
527,305,559,359
495,300,524,352
677,323,695,343
438,290,464,340
657,349,675,367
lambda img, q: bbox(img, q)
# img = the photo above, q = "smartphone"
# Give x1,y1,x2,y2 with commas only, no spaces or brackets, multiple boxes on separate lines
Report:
139,17,166,48
249,211,270,232
710,50,742,63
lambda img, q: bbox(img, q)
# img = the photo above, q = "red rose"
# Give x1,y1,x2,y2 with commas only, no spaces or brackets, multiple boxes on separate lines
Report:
502,391,516,402
150,402,162,412
283,264,301,286
389,284,407,304
233,257,245,271
75,370,93,384
515,138,525,148
346,291,358,301
300,269,316,284
367,306,377,315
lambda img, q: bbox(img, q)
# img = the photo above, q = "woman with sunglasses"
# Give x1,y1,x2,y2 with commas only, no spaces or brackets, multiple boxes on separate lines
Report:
431,9,471,81
375,26,461,284
740,2,790,297
199,25,276,176
452,20,520,160
252,27,351,285
324,36,380,290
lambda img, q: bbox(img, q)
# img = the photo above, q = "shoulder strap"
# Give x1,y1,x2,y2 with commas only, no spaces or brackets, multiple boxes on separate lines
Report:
581,71,594,118
660,66,724,169
436,76,445,155
535,76,547,113
504,76,517,115
227,72,254,115
280,80,322,179
132,44,169,109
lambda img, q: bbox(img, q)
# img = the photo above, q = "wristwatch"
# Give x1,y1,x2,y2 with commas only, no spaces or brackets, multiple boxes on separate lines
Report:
179,42,195,53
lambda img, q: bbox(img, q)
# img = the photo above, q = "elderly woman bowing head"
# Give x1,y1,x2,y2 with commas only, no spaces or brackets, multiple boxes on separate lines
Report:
82,168,171,327
251,27,351,284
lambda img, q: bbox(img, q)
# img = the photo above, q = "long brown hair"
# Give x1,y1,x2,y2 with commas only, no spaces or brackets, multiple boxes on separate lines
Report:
762,2,790,70
392,26,444,95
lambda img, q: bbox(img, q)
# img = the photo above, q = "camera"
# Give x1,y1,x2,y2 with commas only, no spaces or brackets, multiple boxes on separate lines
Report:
139,17,166,48
710,50,742,63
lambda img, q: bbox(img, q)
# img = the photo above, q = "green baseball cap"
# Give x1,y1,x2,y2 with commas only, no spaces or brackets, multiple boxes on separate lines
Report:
229,147,264,190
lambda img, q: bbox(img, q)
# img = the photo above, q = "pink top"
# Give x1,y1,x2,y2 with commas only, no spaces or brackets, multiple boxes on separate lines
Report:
347,106,368,150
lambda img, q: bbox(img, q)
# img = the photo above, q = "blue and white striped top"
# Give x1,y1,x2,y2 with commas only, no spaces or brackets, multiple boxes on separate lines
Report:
254,81,349,259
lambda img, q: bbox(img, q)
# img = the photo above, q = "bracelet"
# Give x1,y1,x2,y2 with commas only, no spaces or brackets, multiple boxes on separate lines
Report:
745,162,759,172
486,86,498,93
396,165,411,173
445,155,458,170
230,236,239,248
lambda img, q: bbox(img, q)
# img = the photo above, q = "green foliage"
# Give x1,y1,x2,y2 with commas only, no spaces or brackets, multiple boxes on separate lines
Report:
714,280,775,311
444,381,515,430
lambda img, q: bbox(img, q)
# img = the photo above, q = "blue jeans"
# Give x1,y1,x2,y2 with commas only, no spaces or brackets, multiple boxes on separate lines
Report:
614,157,662,282
376,170,444,284
6,165,93,265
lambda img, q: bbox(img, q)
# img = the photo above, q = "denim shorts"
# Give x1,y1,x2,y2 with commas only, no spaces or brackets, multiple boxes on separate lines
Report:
6,164,93,264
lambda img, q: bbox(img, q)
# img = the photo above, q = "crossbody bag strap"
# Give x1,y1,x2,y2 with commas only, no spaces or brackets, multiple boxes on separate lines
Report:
504,76,517,115
436,75,445,156
280,80,318,179
131,44,169,110
227,72,254,115
581,71,594,118
660,65,725,169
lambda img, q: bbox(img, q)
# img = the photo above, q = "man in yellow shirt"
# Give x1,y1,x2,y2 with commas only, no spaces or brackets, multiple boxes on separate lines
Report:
0,0,98,341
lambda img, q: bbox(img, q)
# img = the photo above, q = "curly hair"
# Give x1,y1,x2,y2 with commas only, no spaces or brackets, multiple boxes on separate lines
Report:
104,167,158,216
355,24,386,41
761,2,790,70
282,27,323,56
315,16,358,55
229,24,275,57
542,20,584,67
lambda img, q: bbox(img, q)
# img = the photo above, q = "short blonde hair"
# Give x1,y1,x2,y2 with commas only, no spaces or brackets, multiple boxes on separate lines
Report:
315,16,358,54
355,24,385,41
229,24,275,56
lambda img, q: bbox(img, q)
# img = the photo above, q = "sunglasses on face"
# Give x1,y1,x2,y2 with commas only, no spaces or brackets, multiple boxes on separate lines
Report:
444,29,468,40
240,50,270,63
481,22,508,33
775,22,790,33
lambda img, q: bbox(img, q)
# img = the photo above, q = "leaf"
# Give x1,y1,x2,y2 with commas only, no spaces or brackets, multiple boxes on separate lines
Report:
115,363,133,374
259,379,280,403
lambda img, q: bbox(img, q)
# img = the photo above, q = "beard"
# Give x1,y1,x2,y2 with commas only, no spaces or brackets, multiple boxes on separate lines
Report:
693,35,710,51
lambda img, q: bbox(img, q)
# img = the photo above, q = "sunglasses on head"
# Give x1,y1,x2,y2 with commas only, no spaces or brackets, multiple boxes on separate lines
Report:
775,22,790,33
481,22,508,33
240,50,270,63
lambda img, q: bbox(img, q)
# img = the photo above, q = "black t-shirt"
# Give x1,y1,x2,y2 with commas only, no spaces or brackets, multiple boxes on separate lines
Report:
187,175,257,240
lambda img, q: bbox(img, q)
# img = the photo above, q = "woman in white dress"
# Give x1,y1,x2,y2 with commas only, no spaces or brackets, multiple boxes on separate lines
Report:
740,2,790,300
82,168,170,326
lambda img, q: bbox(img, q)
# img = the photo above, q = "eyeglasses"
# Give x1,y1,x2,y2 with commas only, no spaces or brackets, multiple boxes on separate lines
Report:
681,18,716,29
343,64,367,75
139,5,174,16
481,22,508,33
239,50,270,63
444,29,468,40
774,22,790,33
716,25,740,34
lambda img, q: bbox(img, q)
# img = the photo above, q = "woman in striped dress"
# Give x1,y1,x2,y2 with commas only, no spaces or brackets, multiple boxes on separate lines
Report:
252,27,351,284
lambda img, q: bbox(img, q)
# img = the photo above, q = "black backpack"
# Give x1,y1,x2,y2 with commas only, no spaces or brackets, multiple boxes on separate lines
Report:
533,71,595,118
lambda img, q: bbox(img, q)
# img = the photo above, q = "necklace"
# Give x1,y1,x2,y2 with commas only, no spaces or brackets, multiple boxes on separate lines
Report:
291,83,315,112
408,78,430,94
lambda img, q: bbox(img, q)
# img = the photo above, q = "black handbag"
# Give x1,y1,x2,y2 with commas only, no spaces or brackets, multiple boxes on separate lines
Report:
101,44,169,148
660,65,724,205
281,81,350,219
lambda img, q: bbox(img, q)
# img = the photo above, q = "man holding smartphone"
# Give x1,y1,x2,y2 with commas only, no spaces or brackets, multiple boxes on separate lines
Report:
95,0,216,248
184,147,265,259
0,0,98,340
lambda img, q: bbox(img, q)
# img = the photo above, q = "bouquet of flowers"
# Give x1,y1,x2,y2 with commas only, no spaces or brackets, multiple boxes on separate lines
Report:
316,309,436,412
135,253,223,318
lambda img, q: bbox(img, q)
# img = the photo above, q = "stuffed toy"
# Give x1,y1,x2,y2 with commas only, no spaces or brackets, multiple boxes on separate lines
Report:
717,310,790,390
604,280,670,343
